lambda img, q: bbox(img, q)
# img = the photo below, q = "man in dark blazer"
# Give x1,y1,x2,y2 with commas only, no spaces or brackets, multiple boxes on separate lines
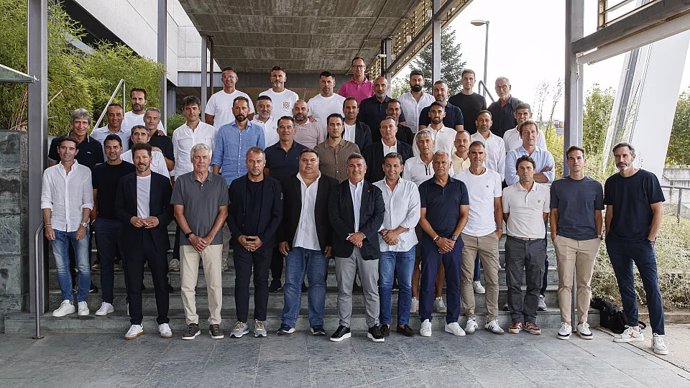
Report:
342,97,373,151
115,142,173,340
227,147,283,338
328,153,385,343
362,116,413,182
276,149,338,336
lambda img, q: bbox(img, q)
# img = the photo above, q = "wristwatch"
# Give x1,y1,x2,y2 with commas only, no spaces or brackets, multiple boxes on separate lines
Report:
185,231,194,239
451,234,459,241
80,222,88,228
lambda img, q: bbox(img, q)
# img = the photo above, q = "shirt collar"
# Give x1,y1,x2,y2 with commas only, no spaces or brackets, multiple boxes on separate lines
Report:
349,179,364,190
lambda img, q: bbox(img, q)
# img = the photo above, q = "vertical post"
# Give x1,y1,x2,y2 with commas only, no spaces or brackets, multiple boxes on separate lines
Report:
564,0,585,176
383,38,392,81
482,22,489,98
27,0,48,320
157,0,167,127
209,37,215,95
201,35,208,112
431,0,441,83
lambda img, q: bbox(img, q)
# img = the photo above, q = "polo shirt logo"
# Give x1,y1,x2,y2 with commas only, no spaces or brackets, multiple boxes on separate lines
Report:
283,101,290,110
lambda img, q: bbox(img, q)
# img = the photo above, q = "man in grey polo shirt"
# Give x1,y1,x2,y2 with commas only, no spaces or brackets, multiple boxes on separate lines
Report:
171,143,229,340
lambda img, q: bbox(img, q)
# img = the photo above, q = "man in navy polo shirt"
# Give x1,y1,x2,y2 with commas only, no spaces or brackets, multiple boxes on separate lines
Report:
418,151,469,337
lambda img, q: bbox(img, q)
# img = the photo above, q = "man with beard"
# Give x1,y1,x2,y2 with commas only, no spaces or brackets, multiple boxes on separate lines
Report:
121,126,170,179
342,97,372,151
412,102,455,157
292,100,323,149
227,147,283,338
448,69,486,134
212,96,265,186
252,96,279,148
451,130,471,173
358,76,406,144
605,142,668,355
205,67,255,128
471,110,506,181
116,142,173,340
502,103,547,153
259,66,299,119
308,71,346,138
419,81,464,132
91,103,130,156
122,88,165,132
487,77,523,138
314,113,360,183
399,70,435,133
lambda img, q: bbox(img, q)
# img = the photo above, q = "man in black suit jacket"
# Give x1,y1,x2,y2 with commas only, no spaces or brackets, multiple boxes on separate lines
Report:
363,117,413,182
227,147,283,338
276,149,338,336
328,153,385,343
115,143,173,340
343,97,373,151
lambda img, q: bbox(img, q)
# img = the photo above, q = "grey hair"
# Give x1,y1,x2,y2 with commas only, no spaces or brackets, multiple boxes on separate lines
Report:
145,107,161,115
415,129,434,143
190,143,212,163
70,108,91,125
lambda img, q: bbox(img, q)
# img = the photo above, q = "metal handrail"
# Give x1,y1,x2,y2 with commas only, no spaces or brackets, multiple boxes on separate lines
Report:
660,184,689,224
93,79,126,130
477,80,495,103
33,224,45,339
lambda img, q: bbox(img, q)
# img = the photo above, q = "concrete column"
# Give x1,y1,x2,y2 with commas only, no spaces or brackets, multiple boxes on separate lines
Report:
157,0,167,126
564,0,584,174
201,35,208,112
432,0,441,83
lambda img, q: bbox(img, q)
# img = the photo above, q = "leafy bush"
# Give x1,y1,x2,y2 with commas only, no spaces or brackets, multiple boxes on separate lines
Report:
166,114,186,137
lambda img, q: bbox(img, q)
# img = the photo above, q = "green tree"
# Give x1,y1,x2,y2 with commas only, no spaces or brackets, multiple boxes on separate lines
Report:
667,87,690,165
410,29,466,95
582,85,615,157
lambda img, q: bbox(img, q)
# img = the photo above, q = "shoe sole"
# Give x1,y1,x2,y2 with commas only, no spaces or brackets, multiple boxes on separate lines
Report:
330,332,351,342
231,330,250,338
367,333,384,343
557,334,571,340
277,330,295,336
94,309,114,316
160,333,173,339
525,329,541,335
577,332,593,340
509,328,521,334
254,331,267,338
486,328,505,335
653,348,669,355
445,327,466,336
182,331,201,340
613,337,644,343
124,332,144,340
210,334,224,340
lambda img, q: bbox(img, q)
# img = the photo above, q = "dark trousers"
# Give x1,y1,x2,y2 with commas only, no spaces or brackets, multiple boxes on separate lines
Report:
94,218,123,304
505,236,545,324
172,224,180,260
419,236,462,323
124,232,169,325
270,247,284,282
233,244,271,322
606,237,665,335
540,220,549,295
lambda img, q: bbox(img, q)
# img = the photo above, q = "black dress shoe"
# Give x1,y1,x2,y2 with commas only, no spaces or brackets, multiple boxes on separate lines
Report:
269,279,283,293
330,325,351,342
367,325,385,343
380,324,390,337
397,324,415,337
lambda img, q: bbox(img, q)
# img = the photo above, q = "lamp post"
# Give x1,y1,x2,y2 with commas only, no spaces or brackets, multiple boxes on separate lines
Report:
471,19,489,97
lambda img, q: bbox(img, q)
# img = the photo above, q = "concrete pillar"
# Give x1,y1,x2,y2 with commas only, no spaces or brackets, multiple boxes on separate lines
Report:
432,0,441,83
564,0,584,173
201,35,208,112
157,0,167,127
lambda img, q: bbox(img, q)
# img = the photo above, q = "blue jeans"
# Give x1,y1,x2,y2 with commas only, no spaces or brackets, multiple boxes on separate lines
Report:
379,247,416,325
52,228,91,302
281,247,328,328
606,237,665,335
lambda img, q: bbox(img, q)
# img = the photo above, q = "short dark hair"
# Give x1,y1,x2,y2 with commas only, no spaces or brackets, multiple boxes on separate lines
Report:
477,109,492,119
468,140,485,150
566,145,585,158
343,97,357,106
246,146,264,159
383,152,403,165
429,101,444,111
327,113,344,125
515,102,532,112
132,142,152,157
130,125,148,134
386,99,401,108
183,95,200,108
277,116,295,126
130,88,147,99
104,134,123,147
410,69,424,78
461,69,475,77
347,152,366,166
58,136,79,147
518,120,538,136
271,66,284,72
233,96,250,106
257,95,272,102
320,71,333,78
107,103,124,111
351,56,364,65
516,155,536,170
299,148,318,158
221,66,235,73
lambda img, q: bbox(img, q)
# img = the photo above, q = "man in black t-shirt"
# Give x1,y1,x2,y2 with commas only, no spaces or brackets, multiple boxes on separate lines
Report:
143,108,175,174
448,69,486,134
91,134,135,316
604,142,668,355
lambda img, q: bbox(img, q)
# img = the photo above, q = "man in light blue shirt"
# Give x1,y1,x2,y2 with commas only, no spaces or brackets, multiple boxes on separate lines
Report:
505,120,555,186
212,96,265,185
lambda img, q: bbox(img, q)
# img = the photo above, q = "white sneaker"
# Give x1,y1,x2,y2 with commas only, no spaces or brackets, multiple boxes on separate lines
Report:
410,297,419,313
445,322,466,336
473,281,485,294
52,300,75,317
158,323,173,338
124,324,144,340
464,318,478,334
485,319,504,334
576,322,593,340
95,302,114,316
613,326,644,343
420,319,432,337
433,297,447,313
557,322,572,340
77,301,90,316
652,333,669,355
254,320,267,338
168,258,180,272
537,294,547,311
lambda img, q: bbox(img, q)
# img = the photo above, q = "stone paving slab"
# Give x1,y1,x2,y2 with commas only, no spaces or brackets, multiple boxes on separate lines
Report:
0,326,689,387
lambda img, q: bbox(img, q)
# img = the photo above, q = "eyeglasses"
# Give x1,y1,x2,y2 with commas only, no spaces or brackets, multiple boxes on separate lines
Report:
352,65,366,68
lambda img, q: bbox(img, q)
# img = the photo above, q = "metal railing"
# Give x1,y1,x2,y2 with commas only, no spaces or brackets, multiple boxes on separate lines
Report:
661,185,690,224
32,224,45,340
93,79,126,130
477,80,495,103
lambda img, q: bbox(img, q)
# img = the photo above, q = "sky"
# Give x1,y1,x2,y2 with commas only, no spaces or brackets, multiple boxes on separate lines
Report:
395,0,690,120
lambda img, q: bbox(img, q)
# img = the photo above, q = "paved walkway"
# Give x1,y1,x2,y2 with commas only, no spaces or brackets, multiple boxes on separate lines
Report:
1,325,689,387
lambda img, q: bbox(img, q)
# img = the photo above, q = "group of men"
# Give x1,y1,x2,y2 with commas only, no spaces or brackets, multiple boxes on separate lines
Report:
40,59,668,355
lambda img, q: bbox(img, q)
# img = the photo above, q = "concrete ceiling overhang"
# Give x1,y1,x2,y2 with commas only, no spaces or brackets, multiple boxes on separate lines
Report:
179,0,419,75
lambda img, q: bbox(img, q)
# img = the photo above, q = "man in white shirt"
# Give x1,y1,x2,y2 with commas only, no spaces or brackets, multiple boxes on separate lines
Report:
503,155,550,336
471,110,506,181
204,67,255,128
252,95,279,148
122,88,164,132
456,141,505,335
398,70,435,133
172,96,217,177
502,103,547,153
374,152,420,337
41,136,93,318
259,66,299,119
451,130,471,173
413,102,455,157
121,126,170,179
308,71,346,139
91,103,130,156
292,100,323,149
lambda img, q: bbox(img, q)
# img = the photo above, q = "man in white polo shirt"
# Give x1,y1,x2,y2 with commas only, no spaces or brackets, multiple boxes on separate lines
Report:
308,71,346,139
259,66,299,119
503,155,550,336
